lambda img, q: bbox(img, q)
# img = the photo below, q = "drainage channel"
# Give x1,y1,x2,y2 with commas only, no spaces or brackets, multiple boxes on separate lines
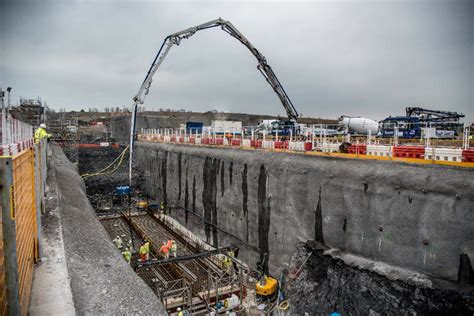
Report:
98,211,247,314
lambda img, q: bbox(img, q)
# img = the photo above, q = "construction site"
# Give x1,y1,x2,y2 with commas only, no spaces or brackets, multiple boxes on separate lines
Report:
1,3,474,315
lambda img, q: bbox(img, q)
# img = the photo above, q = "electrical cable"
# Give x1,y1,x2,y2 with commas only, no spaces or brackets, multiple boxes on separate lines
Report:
81,145,129,178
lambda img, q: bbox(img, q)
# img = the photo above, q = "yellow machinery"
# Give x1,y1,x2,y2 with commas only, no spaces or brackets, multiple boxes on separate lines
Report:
255,253,279,301
136,200,149,209
256,275,278,300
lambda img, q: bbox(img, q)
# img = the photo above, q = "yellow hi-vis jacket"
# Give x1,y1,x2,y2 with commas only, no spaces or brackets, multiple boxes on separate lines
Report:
122,250,131,263
34,127,51,144
139,244,148,255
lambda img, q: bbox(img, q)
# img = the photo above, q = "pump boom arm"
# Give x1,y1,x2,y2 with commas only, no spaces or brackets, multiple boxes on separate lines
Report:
132,18,299,121
406,107,465,122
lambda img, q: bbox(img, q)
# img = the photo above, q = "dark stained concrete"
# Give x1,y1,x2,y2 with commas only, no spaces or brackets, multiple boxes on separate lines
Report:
135,141,474,283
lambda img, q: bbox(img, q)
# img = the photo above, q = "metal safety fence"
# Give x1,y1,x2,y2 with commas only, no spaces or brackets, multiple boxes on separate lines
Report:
0,116,47,315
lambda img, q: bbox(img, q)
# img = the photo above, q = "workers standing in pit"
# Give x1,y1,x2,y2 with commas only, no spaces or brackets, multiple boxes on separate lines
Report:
34,123,52,144
170,240,177,257
143,240,150,261
139,242,148,261
113,236,123,249
160,201,165,213
221,254,232,275
160,242,169,259
122,247,131,265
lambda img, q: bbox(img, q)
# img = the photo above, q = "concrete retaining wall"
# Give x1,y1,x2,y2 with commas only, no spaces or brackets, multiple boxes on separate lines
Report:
135,142,474,281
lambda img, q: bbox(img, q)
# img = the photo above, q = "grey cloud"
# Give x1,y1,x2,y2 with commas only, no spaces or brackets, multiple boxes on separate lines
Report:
1,0,472,122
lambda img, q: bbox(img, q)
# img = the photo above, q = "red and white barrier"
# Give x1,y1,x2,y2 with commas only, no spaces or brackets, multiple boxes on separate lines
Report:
393,146,425,159
367,145,392,157
289,141,305,151
347,144,367,155
262,140,274,149
242,139,251,147
231,139,241,146
425,147,463,162
321,143,341,153
463,149,474,162
139,129,474,165
1,114,34,156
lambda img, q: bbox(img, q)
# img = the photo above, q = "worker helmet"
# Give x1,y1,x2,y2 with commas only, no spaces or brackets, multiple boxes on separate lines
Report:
40,123,46,128
177,307,181,311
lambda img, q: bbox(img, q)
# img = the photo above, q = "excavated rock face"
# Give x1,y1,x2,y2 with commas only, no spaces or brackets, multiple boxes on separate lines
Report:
77,146,146,208
286,242,474,315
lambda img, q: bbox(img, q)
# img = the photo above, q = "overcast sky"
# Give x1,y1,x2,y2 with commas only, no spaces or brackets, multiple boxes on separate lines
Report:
1,0,473,121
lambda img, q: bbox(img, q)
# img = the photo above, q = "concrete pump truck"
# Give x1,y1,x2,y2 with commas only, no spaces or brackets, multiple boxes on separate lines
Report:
128,18,294,303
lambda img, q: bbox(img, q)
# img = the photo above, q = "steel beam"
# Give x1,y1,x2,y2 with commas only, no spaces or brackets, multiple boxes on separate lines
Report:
136,245,239,268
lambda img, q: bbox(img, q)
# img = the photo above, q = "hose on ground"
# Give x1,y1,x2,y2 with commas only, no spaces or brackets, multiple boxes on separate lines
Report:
81,145,129,178
278,300,289,311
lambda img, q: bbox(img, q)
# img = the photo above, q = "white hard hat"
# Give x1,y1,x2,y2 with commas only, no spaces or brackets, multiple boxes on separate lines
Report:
177,307,181,311
40,123,46,128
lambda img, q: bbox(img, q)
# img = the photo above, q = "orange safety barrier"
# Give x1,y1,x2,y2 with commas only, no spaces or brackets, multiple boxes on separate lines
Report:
12,149,38,314
201,138,210,145
215,138,224,145
462,149,474,162
348,144,367,155
393,146,425,159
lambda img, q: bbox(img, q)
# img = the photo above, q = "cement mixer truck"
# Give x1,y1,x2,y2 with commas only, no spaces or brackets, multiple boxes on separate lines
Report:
338,116,380,135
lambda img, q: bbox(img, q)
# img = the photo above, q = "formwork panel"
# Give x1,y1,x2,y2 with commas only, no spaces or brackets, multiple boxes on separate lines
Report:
12,149,37,315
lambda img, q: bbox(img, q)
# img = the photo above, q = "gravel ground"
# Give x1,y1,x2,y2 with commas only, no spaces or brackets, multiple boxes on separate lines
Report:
49,145,165,315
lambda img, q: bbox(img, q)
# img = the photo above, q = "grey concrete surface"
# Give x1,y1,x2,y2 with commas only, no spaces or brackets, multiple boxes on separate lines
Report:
49,145,165,315
135,142,474,282
29,162,75,315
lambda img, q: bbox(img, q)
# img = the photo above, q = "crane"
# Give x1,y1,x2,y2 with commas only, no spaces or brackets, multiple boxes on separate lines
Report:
132,18,299,121
405,107,465,123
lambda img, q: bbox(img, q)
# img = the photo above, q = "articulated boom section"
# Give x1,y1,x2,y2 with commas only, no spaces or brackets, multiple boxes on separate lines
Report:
133,18,299,121
405,107,465,122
